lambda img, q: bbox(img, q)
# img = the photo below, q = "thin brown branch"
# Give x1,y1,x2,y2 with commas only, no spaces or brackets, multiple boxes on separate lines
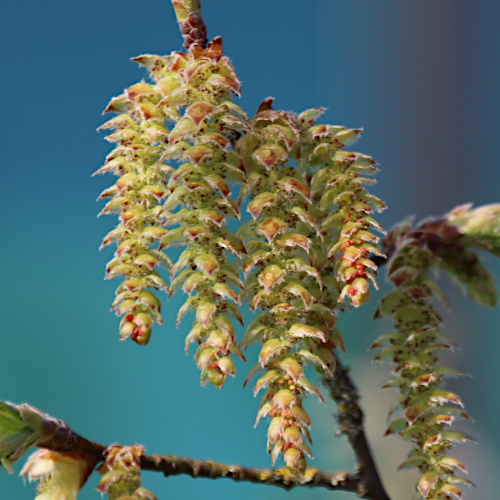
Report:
323,358,391,500
9,404,362,493
141,454,360,492
171,0,208,49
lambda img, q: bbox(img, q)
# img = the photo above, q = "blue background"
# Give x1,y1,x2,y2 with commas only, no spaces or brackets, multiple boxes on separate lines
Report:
1,1,499,499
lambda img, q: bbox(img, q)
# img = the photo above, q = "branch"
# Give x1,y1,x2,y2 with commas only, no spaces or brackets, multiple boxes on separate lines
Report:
171,0,208,49
0,401,373,495
323,358,392,500
141,454,360,492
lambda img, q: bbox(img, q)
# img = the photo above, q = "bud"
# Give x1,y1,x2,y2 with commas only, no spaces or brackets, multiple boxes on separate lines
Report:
21,449,91,500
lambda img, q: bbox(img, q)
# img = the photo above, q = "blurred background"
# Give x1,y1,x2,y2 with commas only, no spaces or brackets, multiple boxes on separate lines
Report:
1,1,499,498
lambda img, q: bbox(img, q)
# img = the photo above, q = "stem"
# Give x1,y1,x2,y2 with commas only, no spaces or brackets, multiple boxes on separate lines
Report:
2,401,363,494
323,358,392,500
171,0,207,49
141,455,360,492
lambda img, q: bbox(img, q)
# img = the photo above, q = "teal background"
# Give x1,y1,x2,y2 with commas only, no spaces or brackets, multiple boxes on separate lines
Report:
1,1,500,499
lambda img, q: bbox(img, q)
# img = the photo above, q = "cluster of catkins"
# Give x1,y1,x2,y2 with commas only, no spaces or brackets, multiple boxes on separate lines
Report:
372,217,496,498
96,37,385,472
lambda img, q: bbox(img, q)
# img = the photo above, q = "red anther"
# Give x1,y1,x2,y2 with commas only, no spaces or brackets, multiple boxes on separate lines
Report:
355,264,364,270
346,212,351,218
357,218,363,223
137,328,144,337
348,287,357,295
125,314,134,322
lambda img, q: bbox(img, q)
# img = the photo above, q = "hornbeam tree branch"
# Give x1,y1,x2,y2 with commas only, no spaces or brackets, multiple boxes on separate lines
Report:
140,454,360,492
323,359,391,500
171,0,208,49
0,399,386,497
